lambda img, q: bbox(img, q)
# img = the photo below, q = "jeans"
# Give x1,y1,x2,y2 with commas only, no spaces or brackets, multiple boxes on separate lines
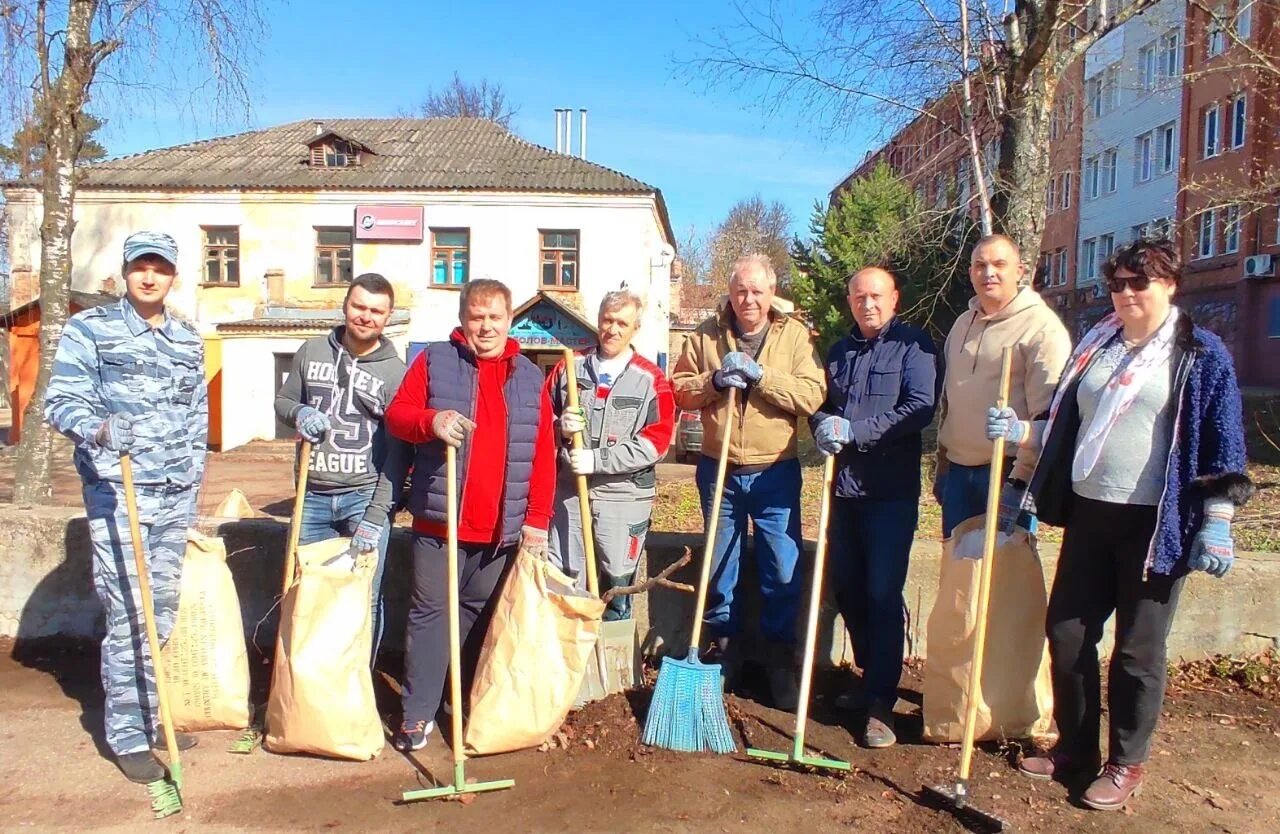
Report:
1047,496,1185,766
298,485,392,663
695,456,803,645
829,496,918,707
401,535,514,723
937,460,1035,538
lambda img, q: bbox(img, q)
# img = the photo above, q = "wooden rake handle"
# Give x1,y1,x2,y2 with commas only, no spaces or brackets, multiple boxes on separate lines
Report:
792,454,837,752
281,438,312,595
957,346,1014,781
445,445,466,772
120,452,182,774
562,348,601,597
688,387,736,652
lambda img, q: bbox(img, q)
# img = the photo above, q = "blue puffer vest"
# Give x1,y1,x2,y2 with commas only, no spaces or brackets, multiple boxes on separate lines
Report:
407,339,544,545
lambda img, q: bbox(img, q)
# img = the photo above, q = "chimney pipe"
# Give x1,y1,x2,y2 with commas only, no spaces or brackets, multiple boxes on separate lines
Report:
314,120,323,136
562,108,572,156
579,109,588,160
554,109,563,153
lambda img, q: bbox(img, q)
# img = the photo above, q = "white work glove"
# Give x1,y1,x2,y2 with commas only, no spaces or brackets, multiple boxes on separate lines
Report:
559,405,587,438
519,525,548,558
431,410,476,448
568,448,596,476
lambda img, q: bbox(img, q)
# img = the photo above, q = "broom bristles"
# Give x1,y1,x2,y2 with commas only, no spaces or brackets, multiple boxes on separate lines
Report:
147,778,183,819
642,652,735,754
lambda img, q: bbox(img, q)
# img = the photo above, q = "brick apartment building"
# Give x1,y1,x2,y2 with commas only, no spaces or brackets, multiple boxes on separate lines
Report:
832,0,1279,388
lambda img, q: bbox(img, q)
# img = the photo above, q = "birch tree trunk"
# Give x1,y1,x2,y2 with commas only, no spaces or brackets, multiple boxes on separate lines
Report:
12,0,112,503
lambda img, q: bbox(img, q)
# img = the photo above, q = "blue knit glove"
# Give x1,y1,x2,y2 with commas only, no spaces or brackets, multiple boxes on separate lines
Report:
95,413,137,452
296,406,332,443
712,367,748,391
1189,515,1234,578
814,416,850,456
722,351,763,382
986,407,1028,444
352,519,382,553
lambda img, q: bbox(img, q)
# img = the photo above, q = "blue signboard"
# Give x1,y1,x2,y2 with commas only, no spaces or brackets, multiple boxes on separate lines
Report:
510,301,595,349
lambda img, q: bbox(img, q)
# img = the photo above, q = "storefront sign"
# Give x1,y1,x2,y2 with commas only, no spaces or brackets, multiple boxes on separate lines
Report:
510,302,596,349
354,205,424,241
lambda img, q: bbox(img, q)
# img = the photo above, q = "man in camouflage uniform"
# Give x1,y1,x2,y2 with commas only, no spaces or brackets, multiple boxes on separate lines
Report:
45,231,208,784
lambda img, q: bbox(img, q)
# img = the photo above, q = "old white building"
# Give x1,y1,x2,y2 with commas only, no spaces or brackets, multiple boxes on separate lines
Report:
3,117,675,449
1076,0,1184,292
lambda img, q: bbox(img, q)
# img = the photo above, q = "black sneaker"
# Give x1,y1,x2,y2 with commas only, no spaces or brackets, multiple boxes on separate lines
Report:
117,750,166,784
152,726,198,752
392,719,435,752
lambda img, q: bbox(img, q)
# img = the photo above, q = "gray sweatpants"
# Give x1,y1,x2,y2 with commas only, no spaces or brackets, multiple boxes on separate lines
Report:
548,488,652,621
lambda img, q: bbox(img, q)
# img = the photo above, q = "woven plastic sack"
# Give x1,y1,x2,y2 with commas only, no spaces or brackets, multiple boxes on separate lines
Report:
922,515,1055,742
264,538,382,760
163,530,251,731
465,549,605,755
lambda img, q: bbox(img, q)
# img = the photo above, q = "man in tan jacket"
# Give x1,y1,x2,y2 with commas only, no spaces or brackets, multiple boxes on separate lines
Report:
935,234,1072,540
672,253,826,709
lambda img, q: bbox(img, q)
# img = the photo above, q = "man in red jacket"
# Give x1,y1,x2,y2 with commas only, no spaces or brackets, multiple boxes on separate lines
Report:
385,278,555,751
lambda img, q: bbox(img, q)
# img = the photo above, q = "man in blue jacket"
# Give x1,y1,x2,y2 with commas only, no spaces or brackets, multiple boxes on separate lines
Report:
810,266,939,749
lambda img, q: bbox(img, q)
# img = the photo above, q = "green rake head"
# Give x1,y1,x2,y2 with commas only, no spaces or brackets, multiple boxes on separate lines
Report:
400,762,515,803
146,776,183,819
745,747,851,772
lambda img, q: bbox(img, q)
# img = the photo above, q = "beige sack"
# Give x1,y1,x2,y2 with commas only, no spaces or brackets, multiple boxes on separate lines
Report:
465,549,606,755
922,515,1055,743
213,488,256,519
163,531,251,731
264,537,382,760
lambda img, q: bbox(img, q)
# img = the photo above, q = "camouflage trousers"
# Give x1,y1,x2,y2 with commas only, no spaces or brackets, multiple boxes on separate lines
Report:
83,480,195,756
547,492,651,621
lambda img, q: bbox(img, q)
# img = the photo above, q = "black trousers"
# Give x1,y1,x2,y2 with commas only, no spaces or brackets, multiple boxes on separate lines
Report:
401,534,514,723
1046,496,1185,766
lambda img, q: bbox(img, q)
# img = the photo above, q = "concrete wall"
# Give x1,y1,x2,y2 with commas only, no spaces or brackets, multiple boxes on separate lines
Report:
4,504,1276,663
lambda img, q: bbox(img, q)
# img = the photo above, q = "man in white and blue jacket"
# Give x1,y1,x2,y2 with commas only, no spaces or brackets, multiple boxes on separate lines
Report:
810,267,939,749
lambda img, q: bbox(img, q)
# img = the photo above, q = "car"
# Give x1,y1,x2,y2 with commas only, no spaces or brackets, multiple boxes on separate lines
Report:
674,409,703,463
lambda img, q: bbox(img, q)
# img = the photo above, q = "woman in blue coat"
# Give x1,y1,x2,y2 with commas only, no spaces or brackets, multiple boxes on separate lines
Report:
984,239,1253,811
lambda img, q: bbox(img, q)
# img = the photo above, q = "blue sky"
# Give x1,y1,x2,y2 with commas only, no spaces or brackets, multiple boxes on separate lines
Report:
92,0,873,239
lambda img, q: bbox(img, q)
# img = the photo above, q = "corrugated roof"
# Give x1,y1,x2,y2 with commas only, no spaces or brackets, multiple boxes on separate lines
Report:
66,118,658,195
216,307,409,332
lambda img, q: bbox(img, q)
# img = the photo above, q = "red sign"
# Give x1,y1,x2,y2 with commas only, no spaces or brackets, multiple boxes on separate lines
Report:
354,205,424,241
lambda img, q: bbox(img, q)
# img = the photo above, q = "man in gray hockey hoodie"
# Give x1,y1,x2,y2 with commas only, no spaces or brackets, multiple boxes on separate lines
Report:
274,272,411,660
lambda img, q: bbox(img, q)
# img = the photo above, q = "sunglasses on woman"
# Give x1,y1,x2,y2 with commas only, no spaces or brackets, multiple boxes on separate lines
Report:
1106,273,1158,293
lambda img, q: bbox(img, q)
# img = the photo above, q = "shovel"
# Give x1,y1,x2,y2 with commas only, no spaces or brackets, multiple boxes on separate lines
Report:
561,348,627,702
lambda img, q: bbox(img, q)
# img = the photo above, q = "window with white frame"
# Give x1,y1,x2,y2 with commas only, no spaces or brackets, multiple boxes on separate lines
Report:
1153,216,1172,240
1085,155,1100,199
1062,171,1072,209
1139,42,1159,91
1081,237,1098,282
1055,248,1069,286
1238,1,1254,41
1196,210,1217,258
1159,122,1177,173
1160,30,1181,78
1231,94,1246,148
1204,105,1221,158
1137,133,1154,182
1047,177,1058,212
1087,76,1104,119
1133,222,1150,241
1050,109,1060,141
1223,205,1241,253
1104,148,1119,193
1208,5,1227,57
1100,233,1115,262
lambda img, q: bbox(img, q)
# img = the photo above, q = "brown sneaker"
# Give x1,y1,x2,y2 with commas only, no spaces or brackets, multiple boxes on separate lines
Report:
1081,762,1145,810
1017,750,1099,781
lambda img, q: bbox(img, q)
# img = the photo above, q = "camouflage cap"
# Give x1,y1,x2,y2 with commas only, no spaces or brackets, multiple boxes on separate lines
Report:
122,231,178,268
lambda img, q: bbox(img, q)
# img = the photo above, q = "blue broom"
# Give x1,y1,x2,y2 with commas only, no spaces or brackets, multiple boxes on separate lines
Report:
642,389,737,754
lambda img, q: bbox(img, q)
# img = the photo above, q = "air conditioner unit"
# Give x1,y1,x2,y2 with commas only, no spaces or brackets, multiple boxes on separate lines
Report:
1244,254,1275,279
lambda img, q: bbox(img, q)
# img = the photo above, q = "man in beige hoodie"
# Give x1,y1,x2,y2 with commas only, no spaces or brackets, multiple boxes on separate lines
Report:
935,234,1072,539
672,253,826,709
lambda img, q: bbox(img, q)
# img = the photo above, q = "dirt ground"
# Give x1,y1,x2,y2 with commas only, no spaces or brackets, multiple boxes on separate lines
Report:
2,638,1277,834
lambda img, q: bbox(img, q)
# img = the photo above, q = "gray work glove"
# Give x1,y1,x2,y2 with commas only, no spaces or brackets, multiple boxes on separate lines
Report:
95,413,137,452
431,410,476,448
